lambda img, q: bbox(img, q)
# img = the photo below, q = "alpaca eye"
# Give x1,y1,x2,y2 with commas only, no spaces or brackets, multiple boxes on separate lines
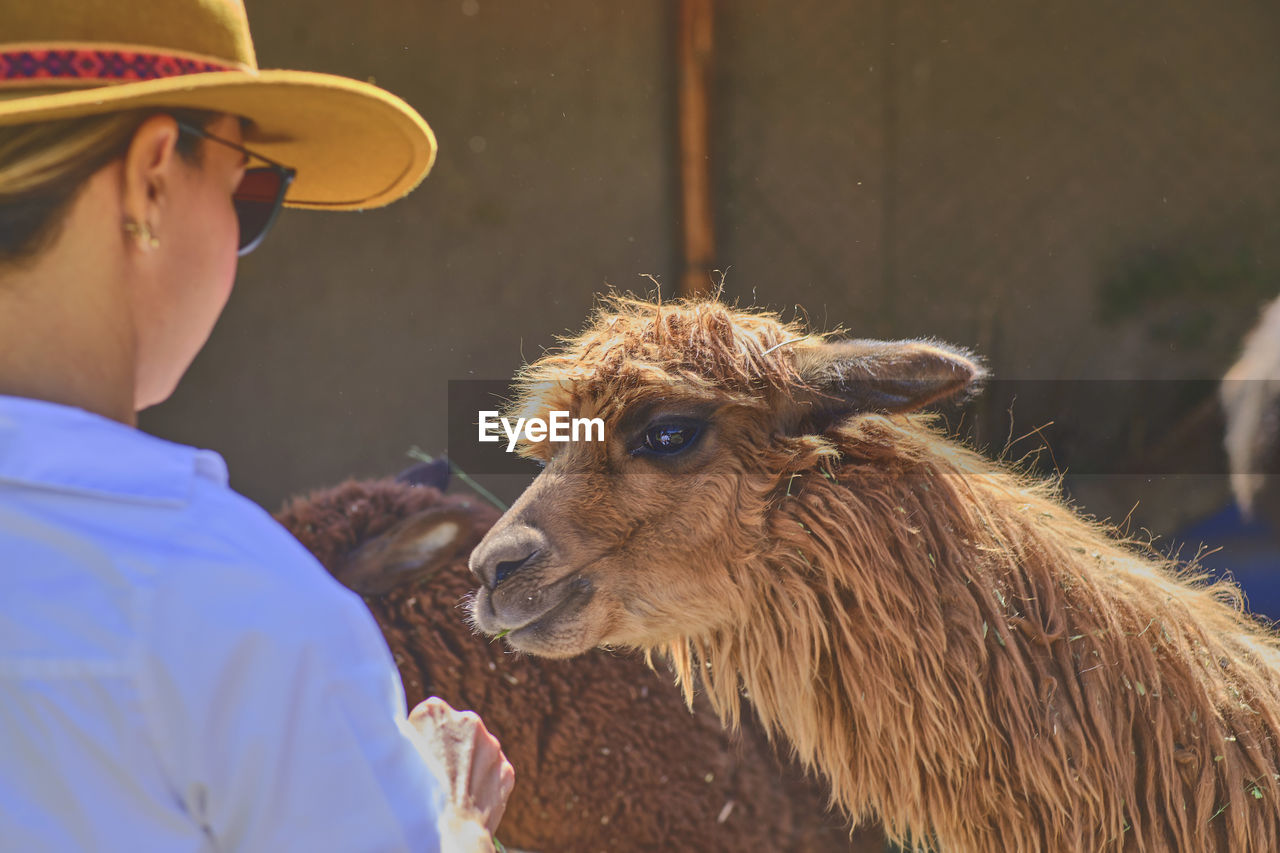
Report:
642,423,701,455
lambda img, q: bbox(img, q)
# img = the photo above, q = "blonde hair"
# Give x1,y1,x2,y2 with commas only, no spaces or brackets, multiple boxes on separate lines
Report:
0,109,212,265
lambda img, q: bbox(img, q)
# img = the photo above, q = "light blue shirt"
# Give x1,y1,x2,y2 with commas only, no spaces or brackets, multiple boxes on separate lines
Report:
0,396,445,851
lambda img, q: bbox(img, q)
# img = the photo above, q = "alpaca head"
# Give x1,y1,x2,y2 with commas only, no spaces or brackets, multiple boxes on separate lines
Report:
469,297,984,658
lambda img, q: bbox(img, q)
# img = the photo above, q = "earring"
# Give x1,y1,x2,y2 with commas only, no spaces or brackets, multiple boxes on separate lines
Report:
123,220,160,251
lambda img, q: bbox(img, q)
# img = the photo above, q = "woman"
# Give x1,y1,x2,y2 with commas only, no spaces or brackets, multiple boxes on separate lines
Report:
0,1,514,850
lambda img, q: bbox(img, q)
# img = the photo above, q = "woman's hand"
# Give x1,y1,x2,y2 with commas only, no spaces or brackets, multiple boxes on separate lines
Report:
406,697,516,850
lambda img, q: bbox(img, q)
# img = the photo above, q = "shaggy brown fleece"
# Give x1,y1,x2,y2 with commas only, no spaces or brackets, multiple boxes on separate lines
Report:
489,296,1280,852
274,479,876,852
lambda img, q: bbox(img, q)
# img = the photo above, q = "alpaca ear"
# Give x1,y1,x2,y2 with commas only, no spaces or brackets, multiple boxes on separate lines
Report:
396,457,451,491
788,338,985,427
333,507,473,596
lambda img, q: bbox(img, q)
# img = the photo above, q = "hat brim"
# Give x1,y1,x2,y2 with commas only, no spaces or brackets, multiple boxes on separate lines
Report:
0,70,437,210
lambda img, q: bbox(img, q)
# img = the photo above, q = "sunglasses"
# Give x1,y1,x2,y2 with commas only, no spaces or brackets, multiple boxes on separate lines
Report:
175,120,297,256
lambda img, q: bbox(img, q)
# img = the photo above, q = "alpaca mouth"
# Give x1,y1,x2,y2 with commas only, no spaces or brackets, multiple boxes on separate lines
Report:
505,581,595,646
476,571,596,642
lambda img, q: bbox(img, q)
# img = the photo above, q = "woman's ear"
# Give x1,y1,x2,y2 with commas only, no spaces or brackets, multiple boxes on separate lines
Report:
785,337,986,431
119,114,182,236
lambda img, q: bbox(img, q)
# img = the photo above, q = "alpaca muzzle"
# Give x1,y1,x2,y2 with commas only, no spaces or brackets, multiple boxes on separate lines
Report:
469,524,547,590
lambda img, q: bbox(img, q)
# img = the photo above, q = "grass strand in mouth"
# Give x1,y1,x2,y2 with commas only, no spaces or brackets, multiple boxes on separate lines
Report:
493,629,511,641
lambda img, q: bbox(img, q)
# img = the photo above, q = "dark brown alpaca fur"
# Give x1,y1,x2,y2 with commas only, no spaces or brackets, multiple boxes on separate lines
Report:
274,478,877,852
471,296,1280,852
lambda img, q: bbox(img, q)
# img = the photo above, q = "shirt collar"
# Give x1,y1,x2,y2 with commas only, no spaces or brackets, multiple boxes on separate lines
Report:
0,395,229,504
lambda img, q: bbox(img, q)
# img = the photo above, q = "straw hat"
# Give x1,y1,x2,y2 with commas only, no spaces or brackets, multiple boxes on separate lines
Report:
0,0,436,210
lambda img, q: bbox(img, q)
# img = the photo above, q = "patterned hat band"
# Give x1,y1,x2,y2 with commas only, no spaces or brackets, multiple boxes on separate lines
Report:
0,43,245,88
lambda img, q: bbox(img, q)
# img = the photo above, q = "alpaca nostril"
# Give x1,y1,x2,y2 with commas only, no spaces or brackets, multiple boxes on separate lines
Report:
470,525,548,591
493,549,539,588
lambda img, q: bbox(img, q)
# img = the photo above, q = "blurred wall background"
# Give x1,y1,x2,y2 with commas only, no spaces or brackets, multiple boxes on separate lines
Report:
142,0,1280,538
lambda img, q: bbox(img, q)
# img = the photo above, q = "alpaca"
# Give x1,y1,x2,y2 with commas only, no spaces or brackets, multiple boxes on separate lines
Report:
468,296,1280,852
274,476,877,853
1222,292,1280,523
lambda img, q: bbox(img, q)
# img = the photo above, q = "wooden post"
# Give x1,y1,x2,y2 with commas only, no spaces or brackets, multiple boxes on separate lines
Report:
677,0,716,298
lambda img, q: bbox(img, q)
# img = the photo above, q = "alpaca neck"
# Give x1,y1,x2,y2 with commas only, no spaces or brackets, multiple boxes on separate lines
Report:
690,421,1280,852
681,432,1039,844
